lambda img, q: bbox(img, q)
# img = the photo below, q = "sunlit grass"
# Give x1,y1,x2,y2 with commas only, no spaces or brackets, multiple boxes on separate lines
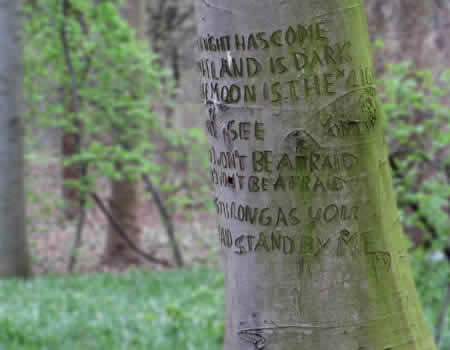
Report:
0,268,224,350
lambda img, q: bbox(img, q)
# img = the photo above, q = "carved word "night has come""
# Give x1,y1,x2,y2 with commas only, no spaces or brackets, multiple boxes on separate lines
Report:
198,22,329,52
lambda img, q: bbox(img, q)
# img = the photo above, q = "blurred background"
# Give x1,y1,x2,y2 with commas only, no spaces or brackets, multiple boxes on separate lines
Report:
1,0,448,349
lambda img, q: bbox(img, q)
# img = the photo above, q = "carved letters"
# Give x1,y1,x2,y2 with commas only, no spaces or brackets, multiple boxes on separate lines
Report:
194,2,437,349
197,18,377,107
217,225,392,274
198,22,329,52
199,66,374,105
214,200,358,226
201,16,382,278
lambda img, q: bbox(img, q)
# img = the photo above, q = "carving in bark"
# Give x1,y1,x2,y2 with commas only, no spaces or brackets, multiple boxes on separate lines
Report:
194,1,437,349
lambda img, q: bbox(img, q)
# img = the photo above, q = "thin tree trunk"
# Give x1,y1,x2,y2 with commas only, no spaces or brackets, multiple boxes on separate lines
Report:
93,192,171,267
62,102,81,220
395,0,429,68
142,175,184,267
194,1,437,349
0,0,30,278
68,162,88,272
105,178,142,264
60,0,84,221
104,0,146,265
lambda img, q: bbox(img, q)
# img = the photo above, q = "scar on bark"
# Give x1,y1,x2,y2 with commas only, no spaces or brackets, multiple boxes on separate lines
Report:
201,0,233,14
281,129,323,154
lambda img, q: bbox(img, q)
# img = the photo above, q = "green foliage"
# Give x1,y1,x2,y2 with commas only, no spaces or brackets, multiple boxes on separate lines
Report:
412,249,449,349
378,61,450,349
379,61,449,246
25,0,165,189
24,0,211,215
379,63,449,224
0,268,224,349
157,127,213,213
0,266,447,349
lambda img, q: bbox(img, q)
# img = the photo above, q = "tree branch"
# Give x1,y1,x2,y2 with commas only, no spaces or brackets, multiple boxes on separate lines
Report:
90,192,172,267
68,162,89,272
173,6,194,29
60,0,81,115
142,175,184,267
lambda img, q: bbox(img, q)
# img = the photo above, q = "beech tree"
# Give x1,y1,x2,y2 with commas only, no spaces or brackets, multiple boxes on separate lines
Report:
0,0,30,277
194,1,438,349
105,0,146,264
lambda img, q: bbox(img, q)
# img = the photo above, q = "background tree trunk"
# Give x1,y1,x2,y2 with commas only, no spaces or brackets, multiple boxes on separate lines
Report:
62,100,80,220
104,0,146,265
194,1,437,349
60,0,86,221
0,0,30,278
105,177,141,264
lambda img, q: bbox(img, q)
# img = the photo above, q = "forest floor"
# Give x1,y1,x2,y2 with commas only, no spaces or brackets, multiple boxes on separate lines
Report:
0,268,225,349
25,153,218,276
15,152,450,350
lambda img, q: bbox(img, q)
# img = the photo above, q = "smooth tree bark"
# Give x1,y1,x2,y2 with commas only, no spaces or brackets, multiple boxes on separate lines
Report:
0,0,30,277
104,0,146,265
194,1,437,349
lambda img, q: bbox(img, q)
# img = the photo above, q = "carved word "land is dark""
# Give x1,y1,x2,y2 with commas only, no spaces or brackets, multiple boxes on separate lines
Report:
198,41,352,80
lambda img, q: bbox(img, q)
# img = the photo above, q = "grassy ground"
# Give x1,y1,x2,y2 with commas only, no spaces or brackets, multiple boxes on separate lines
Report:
0,268,224,350
9,155,450,350
0,265,448,350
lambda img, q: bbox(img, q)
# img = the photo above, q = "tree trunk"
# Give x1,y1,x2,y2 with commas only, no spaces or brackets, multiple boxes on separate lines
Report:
0,0,30,278
60,0,85,221
394,0,430,68
104,0,146,265
62,99,81,220
194,1,437,349
105,177,141,264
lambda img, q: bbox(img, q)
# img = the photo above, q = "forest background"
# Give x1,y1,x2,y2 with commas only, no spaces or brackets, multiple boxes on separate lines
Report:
0,0,448,349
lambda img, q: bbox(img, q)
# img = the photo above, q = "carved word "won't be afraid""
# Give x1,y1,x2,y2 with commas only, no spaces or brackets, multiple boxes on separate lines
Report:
209,148,359,174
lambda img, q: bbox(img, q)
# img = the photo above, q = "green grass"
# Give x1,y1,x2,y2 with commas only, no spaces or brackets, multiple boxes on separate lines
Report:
0,267,224,350
0,265,447,350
